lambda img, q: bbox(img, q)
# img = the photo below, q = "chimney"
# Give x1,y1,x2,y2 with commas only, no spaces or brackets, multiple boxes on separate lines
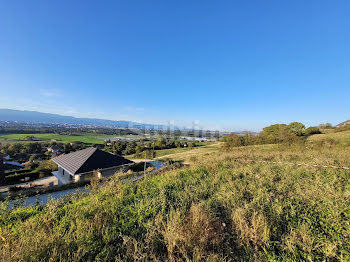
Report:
0,153,4,185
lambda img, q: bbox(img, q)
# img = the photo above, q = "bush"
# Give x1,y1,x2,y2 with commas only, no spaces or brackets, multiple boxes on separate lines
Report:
36,160,58,176
5,170,40,184
5,169,32,176
128,162,154,172
259,124,299,144
221,133,244,150
305,127,321,135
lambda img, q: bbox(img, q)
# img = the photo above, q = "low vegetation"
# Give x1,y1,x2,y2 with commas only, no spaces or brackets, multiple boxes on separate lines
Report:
308,130,350,146
4,160,58,185
221,122,321,150
0,123,349,261
0,138,349,261
104,136,201,157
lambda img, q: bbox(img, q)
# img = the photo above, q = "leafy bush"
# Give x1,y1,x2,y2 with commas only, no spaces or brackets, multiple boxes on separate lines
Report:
305,126,321,135
221,133,245,150
5,170,40,184
5,169,32,176
36,160,58,176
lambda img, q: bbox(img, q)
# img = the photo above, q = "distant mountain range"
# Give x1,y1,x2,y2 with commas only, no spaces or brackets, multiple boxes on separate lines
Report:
0,109,164,129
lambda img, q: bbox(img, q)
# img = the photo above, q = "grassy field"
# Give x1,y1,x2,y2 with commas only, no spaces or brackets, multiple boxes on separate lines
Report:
308,130,350,144
0,138,349,261
0,133,110,144
155,142,221,162
127,142,221,161
319,128,336,134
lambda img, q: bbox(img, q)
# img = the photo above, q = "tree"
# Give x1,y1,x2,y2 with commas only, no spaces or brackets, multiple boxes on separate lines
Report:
258,124,298,144
7,143,23,155
64,143,73,154
222,133,244,150
22,142,42,154
288,122,305,136
37,160,58,177
154,136,166,149
124,141,137,155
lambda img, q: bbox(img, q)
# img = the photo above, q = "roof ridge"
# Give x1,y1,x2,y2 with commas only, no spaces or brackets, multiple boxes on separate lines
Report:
74,147,99,174
52,147,98,174
53,147,132,175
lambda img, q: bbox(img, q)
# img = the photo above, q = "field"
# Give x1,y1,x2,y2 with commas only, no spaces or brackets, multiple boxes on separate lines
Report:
0,134,349,261
155,142,221,161
0,133,111,144
308,130,350,144
128,142,221,161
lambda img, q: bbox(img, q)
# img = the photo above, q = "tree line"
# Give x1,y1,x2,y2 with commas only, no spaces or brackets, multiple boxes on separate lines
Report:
104,136,199,157
222,122,321,150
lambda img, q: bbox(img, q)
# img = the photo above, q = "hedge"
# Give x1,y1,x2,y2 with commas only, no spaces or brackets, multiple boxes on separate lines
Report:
5,169,32,176
5,171,40,185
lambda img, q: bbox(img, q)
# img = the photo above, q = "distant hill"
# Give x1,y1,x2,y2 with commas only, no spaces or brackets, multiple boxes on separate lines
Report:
336,120,350,127
0,109,162,129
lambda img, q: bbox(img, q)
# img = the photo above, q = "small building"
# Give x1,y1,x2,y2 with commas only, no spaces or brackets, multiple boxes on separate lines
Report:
52,147,133,184
48,145,63,156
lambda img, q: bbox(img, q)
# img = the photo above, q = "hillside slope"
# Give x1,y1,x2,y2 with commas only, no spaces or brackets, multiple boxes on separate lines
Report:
336,120,350,127
1,143,349,261
308,130,350,144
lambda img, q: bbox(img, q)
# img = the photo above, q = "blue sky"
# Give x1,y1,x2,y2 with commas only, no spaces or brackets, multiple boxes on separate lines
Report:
0,1,349,131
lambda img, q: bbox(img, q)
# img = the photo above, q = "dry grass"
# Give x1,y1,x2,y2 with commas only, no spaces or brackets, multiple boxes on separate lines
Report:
0,141,349,261
308,130,350,145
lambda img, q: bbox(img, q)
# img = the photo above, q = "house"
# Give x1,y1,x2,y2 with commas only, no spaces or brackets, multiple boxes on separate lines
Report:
52,147,133,184
48,145,63,156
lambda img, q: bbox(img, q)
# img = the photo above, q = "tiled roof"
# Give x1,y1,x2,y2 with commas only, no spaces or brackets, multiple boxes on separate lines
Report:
50,145,62,150
52,147,133,175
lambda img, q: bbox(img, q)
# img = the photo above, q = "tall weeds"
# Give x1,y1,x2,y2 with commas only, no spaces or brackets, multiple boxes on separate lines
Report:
0,143,349,261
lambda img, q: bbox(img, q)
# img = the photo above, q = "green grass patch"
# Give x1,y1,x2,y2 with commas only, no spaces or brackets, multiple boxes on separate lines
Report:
0,133,112,144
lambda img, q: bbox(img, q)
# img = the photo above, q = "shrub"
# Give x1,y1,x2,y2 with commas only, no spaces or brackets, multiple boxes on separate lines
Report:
305,126,321,135
36,160,58,176
5,170,40,184
221,133,244,150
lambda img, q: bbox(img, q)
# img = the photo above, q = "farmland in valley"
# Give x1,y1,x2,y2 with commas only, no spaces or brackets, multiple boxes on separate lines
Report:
0,133,113,144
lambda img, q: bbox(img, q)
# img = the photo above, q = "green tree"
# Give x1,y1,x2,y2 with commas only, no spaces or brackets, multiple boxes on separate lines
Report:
7,143,23,155
22,142,42,154
288,122,305,136
222,133,244,150
259,124,298,144
154,136,166,149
